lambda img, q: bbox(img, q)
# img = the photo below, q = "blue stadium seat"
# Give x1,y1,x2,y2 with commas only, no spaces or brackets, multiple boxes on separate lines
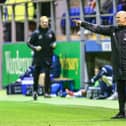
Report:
60,6,96,34
74,7,80,16
84,6,95,14
70,7,78,28
117,4,123,11
70,7,76,16
84,6,96,23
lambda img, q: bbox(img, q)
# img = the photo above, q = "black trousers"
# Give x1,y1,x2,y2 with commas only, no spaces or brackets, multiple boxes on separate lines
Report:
117,80,126,113
33,64,51,94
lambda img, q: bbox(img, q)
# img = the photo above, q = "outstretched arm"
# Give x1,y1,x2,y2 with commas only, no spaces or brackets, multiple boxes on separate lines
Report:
73,20,111,36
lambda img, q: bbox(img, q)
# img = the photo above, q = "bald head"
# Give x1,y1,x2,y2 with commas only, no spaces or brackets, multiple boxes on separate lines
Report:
40,16,49,29
115,11,126,26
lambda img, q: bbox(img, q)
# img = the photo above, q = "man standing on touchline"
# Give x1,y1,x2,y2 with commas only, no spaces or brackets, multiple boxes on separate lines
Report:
74,11,126,119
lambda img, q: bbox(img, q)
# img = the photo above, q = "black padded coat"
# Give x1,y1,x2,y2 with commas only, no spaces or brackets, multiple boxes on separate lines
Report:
81,21,126,81
27,27,56,66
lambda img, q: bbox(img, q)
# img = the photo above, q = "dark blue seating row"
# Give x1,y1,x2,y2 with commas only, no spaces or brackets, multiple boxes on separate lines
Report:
100,3,124,25
60,4,124,34
61,6,96,28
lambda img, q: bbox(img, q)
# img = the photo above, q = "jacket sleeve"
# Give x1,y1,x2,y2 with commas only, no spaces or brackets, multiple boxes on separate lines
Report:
49,31,56,48
27,33,38,51
91,69,105,82
81,21,112,36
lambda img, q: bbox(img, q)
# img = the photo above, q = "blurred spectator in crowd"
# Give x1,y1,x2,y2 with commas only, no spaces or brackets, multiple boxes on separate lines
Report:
100,0,113,14
118,0,126,11
90,65,114,99
88,0,96,10
63,65,114,99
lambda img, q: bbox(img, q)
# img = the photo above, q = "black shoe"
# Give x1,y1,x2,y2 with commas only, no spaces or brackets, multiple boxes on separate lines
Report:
33,92,38,100
111,112,125,119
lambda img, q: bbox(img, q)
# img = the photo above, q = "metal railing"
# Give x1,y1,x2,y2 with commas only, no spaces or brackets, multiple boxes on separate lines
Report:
0,0,119,43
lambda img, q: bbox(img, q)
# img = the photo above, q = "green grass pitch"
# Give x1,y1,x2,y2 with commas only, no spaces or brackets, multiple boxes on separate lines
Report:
0,90,125,126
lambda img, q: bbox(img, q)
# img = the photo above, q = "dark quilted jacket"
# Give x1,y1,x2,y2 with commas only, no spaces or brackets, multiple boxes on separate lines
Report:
81,21,126,81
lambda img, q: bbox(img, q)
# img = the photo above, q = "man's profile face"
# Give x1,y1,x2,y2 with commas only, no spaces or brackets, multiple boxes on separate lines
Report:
115,11,126,26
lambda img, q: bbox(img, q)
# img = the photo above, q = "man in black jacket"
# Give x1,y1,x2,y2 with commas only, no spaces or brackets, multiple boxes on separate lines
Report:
74,11,126,119
27,16,56,100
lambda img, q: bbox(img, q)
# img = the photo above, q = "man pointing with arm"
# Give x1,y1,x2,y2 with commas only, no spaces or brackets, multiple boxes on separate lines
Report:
74,11,126,119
